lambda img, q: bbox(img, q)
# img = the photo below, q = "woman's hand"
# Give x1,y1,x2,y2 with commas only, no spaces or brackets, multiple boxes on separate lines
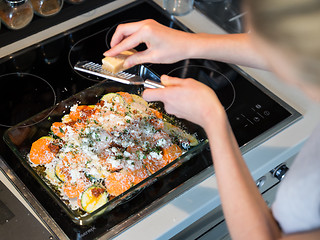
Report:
142,75,227,130
104,19,268,70
103,19,196,69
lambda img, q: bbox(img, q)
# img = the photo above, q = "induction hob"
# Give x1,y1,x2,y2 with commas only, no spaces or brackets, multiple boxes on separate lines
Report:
195,0,245,33
0,0,301,239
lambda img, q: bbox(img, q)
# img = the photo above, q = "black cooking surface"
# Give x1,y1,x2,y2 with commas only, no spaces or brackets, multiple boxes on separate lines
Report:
0,0,299,239
194,0,245,33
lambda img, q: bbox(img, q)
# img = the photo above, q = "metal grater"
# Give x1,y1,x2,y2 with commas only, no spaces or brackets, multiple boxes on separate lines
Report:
74,61,164,88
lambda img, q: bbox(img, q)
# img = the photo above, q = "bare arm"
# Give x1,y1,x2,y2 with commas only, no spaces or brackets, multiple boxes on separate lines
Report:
143,76,280,240
188,33,268,69
104,19,268,70
203,108,281,240
205,117,320,240
142,76,319,240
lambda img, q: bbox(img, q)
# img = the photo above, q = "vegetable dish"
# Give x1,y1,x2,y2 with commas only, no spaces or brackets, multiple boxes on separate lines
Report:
28,92,199,214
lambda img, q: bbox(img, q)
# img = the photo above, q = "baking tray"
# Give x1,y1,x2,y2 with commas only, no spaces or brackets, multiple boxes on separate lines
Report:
3,65,208,225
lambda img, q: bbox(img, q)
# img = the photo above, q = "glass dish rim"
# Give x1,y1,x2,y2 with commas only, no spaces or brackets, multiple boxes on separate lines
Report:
3,78,209,225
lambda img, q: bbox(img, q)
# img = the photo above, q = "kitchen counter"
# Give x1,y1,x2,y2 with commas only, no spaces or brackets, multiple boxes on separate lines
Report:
1,0,320,239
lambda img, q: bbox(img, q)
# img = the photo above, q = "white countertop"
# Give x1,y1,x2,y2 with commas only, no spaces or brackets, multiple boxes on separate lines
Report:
1,0,320,239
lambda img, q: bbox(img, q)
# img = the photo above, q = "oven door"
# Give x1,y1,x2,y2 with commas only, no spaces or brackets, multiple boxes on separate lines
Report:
170,155,296,240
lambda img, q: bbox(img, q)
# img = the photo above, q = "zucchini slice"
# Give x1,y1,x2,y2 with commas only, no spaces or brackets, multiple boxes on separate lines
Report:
129,94,149,114
131,94,148,107
45,164,61,184
163,122,199,147
55,160,68,182
81,186,108,213
101,93,125,105
61,114,72,123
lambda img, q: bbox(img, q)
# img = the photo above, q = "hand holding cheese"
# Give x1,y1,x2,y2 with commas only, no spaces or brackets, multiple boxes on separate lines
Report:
104,19,196,69
102,49,137,74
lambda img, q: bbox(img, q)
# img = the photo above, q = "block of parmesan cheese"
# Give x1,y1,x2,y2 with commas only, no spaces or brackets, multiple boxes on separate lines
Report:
102,49,136,74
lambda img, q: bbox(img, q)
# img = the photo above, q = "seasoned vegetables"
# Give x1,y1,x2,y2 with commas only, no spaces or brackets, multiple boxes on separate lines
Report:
28,92,198,214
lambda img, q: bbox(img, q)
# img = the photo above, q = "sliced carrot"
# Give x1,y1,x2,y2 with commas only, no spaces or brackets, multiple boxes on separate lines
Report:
92,108,113,125
105,163,123,172
63,180,87,199
126,145,143,154
29,137,55,164
163,144,183,163
152,131,169,145
69,107,81,121
104,171,133,196
72,121,86,133
150,118,164,130
117,92,133,103
127,164,149,185
63,152,86,165
51,122,67,138
69,105,94,122
148,108,164,129
142,153,167,174
99,151,123,172
149,108,163,119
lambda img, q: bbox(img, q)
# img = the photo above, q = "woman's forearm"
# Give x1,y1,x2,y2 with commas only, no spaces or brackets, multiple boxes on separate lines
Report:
188,33,269,70
204,112,281,239
105,20,267,70
143,75,280,239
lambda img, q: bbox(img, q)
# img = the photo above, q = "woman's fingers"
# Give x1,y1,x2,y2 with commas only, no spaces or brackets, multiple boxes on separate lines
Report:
123,50,150,68
160,75,185,86
142,76,223,128
104,33,141,57
104,20,155,57
142,75,182,101
142,87,165,102
110,20,150,47
104,19,192,66
104,27,140,57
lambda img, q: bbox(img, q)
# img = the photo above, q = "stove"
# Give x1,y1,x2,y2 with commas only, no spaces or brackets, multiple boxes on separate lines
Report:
0,0,301,239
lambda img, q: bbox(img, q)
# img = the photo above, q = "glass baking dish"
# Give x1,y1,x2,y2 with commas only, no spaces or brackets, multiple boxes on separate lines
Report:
3,65,208,225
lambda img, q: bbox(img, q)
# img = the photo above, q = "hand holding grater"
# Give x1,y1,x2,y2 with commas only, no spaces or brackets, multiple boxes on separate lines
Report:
74,61,164,88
